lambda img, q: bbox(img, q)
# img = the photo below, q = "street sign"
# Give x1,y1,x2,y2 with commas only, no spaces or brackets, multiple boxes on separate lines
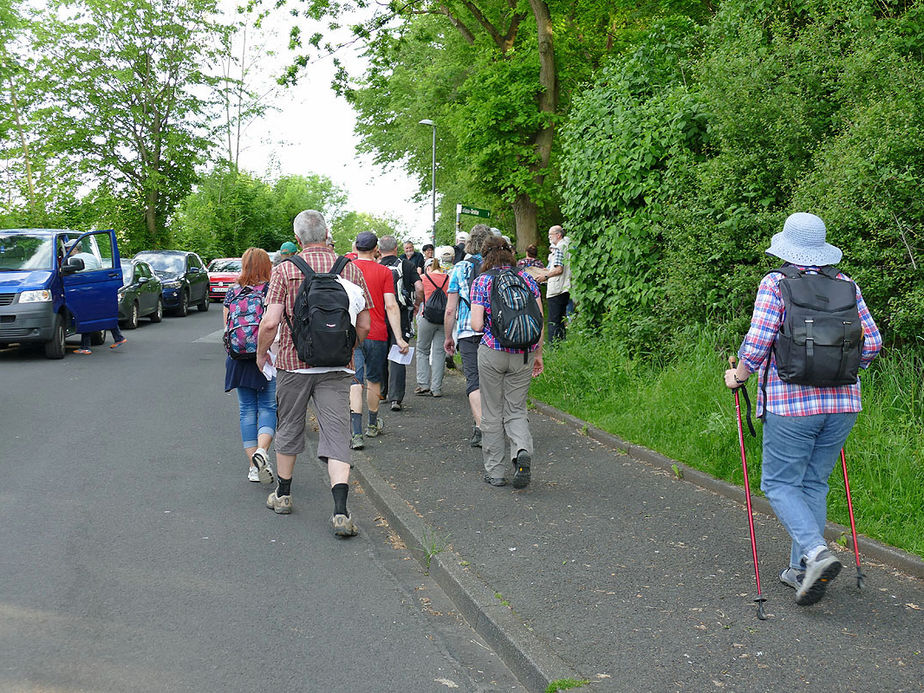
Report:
456,204,491,219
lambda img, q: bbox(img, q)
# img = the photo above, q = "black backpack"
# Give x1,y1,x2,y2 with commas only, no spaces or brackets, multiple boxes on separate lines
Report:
422,273,447,324
488,268,543,355
771,265,864,386
284,255,355,367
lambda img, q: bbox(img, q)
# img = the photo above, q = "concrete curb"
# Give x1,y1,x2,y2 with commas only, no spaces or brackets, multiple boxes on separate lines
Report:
354,459,580,692
530,399,924,580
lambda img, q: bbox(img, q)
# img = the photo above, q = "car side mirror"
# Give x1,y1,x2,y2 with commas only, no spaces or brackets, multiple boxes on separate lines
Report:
62,257,84,274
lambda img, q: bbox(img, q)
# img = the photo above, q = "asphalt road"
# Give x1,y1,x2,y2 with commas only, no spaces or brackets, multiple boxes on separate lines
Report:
0,309,523,693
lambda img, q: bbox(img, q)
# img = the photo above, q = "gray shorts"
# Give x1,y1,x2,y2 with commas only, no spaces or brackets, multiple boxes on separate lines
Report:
275,370,352,464
457,335,481,395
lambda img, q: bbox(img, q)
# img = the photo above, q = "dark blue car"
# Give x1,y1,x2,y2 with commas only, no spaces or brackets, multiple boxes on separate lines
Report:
133,250,209,316
0,229,122,358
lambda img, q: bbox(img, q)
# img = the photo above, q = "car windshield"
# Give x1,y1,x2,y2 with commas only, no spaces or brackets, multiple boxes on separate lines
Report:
0,233,54,271
120,261,134,286
138,253,184,274
209,259,241,272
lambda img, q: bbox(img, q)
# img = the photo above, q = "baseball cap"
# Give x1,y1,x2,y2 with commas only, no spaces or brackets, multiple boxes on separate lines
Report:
279,241,297,255
355,231,378,251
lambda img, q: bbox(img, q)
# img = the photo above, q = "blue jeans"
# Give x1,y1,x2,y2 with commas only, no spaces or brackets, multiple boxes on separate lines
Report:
237,380,277,449
760,410,858,570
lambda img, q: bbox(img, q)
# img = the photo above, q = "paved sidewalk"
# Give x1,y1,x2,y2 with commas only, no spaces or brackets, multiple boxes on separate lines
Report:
353,364,923,691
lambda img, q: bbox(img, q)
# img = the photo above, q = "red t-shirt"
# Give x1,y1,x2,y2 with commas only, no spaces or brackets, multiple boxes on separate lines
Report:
353,258,395,342
421,269,449,301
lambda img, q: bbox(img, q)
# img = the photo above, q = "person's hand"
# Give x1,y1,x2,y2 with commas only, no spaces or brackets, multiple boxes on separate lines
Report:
531,354,544,377
724,368,744,389
398,339,409,355
443,337,455,355
257,352,268,371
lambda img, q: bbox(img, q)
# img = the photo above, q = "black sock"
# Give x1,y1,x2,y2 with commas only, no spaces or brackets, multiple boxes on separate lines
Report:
276,476,292,497
351,412,363,435
331,483,349,516
368,410,378,427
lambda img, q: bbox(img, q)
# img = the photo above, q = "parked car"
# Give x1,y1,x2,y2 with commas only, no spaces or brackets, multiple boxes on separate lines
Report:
133,250,209,316
118,259,164,328
207,257,242,302
0,228,122,358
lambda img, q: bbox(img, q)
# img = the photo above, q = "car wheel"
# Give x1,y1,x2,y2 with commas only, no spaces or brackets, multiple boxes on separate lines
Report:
90,331,106,346
175,290,189,317
150,298,163,323
197,292,209,312
126,301,140,329
44,314,66,359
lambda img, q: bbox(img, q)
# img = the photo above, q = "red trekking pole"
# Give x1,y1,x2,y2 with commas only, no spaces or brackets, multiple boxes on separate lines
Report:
840,447,865,588
729,356,767,620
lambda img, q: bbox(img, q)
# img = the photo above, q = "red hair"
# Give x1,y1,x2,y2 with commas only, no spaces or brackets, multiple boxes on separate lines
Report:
238,247,272,287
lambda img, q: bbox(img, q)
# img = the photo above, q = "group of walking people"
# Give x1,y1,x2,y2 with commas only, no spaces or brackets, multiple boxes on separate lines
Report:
220,207,877,610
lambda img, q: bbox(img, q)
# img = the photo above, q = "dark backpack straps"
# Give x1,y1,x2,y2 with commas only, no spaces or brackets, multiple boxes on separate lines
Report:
771,264,802,279
331,255,351,277
285,254,315,280
818,265,840,280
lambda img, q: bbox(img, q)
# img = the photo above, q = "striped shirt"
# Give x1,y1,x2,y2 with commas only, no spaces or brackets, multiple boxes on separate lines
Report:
266,247,371,372
738,267,881,417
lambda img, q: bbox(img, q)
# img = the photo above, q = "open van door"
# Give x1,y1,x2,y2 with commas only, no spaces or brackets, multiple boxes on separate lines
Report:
61,230,122,333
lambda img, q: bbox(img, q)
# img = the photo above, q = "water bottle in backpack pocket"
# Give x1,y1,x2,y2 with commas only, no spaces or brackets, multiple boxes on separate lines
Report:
772,265,864,386
488,269,542,352
223,283,267,360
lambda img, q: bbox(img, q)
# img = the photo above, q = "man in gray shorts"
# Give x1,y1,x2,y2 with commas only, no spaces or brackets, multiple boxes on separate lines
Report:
257,210,371,537
443,224,491,447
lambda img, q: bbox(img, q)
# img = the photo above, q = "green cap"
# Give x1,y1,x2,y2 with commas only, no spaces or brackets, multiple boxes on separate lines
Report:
279,241,298,255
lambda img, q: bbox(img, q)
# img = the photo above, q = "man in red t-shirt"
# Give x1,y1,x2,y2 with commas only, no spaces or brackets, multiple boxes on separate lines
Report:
348,231,408,448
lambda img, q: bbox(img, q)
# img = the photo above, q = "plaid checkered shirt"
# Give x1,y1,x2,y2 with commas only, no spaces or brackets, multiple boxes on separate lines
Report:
738,267,882,417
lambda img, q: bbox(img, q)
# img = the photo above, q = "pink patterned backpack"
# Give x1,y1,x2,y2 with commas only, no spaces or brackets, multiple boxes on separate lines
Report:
223,282,268,360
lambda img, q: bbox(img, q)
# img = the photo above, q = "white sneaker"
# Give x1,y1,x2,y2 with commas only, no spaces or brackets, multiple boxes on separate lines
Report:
247,466,260,482
796,549,841,606
252,448,274,485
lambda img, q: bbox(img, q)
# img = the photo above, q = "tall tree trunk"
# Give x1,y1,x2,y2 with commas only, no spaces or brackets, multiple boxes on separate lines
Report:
6,76,37,216
512,194,538,251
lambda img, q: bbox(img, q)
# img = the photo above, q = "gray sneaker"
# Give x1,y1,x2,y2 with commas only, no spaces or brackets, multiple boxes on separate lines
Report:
350,434,365,450
470,425,482,448
779,567,804,590
796,549,841,605
331,513,358,537
366,419,384,438
266,491,292,515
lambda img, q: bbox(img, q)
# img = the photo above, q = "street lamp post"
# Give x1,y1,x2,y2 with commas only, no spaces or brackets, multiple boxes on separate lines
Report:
418,119,436,248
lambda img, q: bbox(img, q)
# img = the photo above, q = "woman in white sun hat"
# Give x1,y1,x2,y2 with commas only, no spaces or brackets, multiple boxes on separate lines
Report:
724,212,882,607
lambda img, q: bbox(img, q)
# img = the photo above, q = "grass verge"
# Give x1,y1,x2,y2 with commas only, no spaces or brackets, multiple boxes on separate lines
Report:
530,327,923,558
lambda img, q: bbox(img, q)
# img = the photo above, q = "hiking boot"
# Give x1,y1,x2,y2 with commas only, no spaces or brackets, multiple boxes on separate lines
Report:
266,491,292,515
251,447,274,485
796,549,841,606
779,567,804,590
331,513,358,538
366,419,384,438
350,434,365,450
483,474,507,487
512,450,531,489
390,401,402,412
247,466,260,483
469,426,482,448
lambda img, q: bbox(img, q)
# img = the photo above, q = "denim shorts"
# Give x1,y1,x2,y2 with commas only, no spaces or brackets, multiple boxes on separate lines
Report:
359,338,388,384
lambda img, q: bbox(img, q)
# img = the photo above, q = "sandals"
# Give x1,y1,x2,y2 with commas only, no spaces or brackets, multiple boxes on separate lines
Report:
414,386,430,395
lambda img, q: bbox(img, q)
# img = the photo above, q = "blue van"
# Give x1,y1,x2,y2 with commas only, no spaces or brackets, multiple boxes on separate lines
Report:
0,229,123,358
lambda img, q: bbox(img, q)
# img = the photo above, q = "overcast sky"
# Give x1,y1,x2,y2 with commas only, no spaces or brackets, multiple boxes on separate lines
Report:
228,8,434,244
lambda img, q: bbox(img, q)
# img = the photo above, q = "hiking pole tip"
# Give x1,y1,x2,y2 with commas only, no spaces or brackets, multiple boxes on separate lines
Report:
755,595,767,620
856,567,865,589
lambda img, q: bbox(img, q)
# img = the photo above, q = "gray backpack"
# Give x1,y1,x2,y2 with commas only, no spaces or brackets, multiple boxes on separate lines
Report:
771,265,864,387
